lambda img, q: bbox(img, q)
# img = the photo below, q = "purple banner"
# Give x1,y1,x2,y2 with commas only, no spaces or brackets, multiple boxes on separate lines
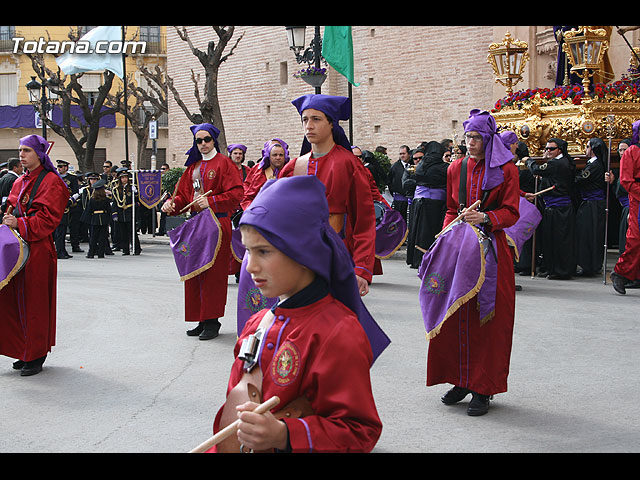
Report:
375,207,408,259
236,254,277,336
136,170,162,209
0,225,29,292
418,222,487,339
168,209,221,281
504,196,542,259
0,105,116,129
230,227,245,262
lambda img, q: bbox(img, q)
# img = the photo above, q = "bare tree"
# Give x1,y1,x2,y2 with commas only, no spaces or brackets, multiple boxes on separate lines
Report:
108,64,168,169
166,26,244,152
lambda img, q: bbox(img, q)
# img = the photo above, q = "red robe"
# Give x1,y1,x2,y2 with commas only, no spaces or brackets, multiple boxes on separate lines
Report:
614,144,640,280
210,294,382,452
171,153,243,322
240,165,275,211
0,165,69,362
427,156,520,396
279,145,376,283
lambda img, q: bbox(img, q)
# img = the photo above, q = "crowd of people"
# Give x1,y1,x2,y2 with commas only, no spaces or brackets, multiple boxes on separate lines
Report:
1,95,638,452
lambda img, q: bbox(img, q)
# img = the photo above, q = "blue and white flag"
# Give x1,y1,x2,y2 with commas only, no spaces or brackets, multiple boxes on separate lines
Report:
56,26,124,78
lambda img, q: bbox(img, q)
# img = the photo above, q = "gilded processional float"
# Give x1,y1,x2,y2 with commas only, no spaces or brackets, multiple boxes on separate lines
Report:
488,26,640,166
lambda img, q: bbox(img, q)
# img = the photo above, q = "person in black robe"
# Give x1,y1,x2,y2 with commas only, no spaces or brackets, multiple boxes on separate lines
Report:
85,179,112,258
574,137,608,276
526,138,576,279
402,141,449,269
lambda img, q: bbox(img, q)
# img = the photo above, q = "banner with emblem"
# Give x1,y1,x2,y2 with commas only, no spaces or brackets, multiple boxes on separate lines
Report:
375,207,408,259
418,222,495,340
0,225,29,292
136,170,163,209
168,208,222,281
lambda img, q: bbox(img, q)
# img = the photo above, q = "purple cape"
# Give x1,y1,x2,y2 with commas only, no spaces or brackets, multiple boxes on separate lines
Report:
0,225,29,292
375,207,408,259
239,175,391,364
168,209,222,281
418,222,497,339
504,197,542,260
236,253,277,335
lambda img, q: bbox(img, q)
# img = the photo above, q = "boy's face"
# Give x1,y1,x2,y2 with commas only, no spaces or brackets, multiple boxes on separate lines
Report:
241,226,314,301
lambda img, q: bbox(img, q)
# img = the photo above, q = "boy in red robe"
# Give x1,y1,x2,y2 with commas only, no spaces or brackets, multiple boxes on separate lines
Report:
162,124,243,339
1,135,69,376
206,175,389,453
279,94,376,297
426,110,520,416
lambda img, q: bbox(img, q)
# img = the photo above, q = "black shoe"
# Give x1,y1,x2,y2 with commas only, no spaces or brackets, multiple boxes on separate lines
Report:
625,279,640,289
72,247,84,253
199,319,221,340
441,386,470,405
58,253,73,259
12,359,25,370
186,323,204,337
20,356,46,376
122,252,130,256
86,255,94,258
611,272,629,295
467,392,490,416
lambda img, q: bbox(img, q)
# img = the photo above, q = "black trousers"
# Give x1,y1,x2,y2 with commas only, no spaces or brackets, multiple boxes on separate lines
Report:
88,224,109,257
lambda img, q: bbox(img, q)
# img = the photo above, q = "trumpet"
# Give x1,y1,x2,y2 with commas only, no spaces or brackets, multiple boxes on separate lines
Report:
405,164,416,174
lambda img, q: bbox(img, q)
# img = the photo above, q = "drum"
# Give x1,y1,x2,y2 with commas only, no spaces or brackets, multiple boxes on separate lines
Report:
373,201,386,225
168,208,222,281
0,224,30,292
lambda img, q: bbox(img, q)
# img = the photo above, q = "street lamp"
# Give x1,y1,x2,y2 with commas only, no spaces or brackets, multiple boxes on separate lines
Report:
561,26,609,95
487,31,530,96
285,25,326,93
25,68,60,139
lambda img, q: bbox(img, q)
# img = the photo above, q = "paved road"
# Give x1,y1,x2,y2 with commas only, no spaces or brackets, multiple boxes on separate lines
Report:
1,236,638,453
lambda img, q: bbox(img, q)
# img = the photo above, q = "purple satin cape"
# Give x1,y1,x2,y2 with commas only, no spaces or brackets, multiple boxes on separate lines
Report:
418,222,497,339
168,209,222,281
504,197,542,259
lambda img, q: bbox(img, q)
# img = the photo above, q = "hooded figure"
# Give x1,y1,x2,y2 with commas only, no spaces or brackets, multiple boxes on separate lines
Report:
404,141,449,268
424,108,520,416
207,175,387,453
279,94,377,290
0,134,69,376
574,137,608,276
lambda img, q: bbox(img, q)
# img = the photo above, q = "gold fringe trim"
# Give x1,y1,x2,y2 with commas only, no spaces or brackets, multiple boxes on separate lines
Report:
231,239,244,263
504,233,519,262
179,209,223,282
375,224,409,260
424,224,487,341
0,228,27,292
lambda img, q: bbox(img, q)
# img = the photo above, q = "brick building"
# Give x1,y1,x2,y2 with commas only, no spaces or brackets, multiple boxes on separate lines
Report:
165,26,639,166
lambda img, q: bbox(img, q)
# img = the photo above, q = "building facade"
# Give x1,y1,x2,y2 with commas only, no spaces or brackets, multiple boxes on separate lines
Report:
0,25,168,173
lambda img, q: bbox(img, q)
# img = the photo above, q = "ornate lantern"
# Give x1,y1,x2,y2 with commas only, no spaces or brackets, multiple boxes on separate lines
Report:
487,31,529,95
561,26,609,94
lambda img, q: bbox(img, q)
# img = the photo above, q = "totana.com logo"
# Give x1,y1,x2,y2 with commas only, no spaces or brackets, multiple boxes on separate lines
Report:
12,37,147,55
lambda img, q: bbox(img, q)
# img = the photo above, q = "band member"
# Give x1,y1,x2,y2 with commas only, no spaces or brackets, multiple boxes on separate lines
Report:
53,159,78,259
85,179,112,258
0,135,69,376
113,169,141,256
425,109,520,416
279,94,376,297
525,138,576,278
207,175,388,453
227,144,249,181
161,123,243,340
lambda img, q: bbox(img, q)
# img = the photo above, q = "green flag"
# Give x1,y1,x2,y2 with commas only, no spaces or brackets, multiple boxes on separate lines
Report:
322,26,360,86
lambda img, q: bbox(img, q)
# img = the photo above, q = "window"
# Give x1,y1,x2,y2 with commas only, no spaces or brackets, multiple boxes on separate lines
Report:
0,73,17,106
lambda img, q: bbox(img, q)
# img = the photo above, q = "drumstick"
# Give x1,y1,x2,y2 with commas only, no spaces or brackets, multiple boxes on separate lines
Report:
434,200,481,239
529,185,555,197
189,396,281,453
180,190,212,214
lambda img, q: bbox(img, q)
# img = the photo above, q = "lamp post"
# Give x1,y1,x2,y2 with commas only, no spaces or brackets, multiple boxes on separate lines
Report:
487,31,530,96
285,26,326,93
25,67,60,140
561,26,609,95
